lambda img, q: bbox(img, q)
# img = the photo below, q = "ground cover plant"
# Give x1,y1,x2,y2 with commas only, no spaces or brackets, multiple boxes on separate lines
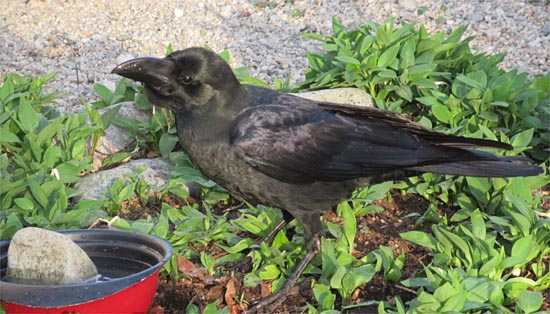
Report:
1,19,549,313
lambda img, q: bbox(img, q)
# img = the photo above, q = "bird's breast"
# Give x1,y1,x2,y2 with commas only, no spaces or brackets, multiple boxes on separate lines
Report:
177,130,363,212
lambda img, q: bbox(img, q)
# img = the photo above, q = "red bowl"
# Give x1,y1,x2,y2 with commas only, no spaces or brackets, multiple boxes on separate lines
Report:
0,229,172,313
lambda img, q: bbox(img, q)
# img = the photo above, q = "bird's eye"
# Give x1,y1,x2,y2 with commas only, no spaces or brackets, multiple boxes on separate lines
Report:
180,76,194,85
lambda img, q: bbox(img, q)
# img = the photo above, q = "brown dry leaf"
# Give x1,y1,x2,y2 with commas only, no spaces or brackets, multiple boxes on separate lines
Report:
176,256,197,274
146,151,160,158
205,284,224,302
225,276,243,314
176,256,208,279
260,281,272,298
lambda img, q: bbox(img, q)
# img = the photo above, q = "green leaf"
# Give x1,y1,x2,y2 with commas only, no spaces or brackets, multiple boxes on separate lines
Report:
335,55,360,65
159,133,179,157
117,182,136,202
511,235,539,261
28,178,49,208
134,92,151,110
93,83,113,105
400,38,416,69
377,44,400,68
395,85,413,102
416,96,442,107
17,99,40,132
446,25,468,43
470,210,486,240
478,252,502,278
418,39,440,53
330,266,346,289
313,283,336,311
433,282,457,303
113,80,130,104
218,49,230,63
400,231,437,250
359,35,374,54
331,17,344,36
0,129,20,143
434,226,472,264
36,118,62,145
478,112,499,122
517,290,543,313
505,191,534,224
154,211,169,238
71,138,86,160
440,292,466,312
165,43,174,55
131,220,154,234
456,74,484,90
100,104,121,129
466,177,490,205
407,63,437,78
259,264,281,280
432,104,452,124
341,202,356,253
14,198,34,211
218,238,256,254
203,301,227,314
510,128,534,148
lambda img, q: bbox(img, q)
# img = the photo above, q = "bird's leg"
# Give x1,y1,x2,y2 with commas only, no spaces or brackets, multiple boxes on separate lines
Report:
247,212,322,313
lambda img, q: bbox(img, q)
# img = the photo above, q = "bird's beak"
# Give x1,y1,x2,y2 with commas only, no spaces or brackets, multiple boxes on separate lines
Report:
111,57,174,88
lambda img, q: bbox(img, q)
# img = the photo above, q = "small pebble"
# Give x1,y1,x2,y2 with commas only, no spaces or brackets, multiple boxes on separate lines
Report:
174,8,184,18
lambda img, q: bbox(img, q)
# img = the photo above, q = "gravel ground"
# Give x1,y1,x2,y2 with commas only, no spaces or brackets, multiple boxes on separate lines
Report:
1,0,548,113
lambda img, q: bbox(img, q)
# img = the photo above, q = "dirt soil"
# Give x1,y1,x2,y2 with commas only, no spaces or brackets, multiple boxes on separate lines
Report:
117,189,549,314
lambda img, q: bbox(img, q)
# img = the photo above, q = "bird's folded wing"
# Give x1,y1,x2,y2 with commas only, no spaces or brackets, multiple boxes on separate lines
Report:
317,101,512,150
230,104,436,184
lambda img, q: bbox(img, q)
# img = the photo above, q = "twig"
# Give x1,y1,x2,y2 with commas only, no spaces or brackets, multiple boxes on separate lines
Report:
394,284,418,295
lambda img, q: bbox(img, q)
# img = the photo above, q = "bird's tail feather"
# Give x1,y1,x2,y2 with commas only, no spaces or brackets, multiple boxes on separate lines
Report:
409,156,543,178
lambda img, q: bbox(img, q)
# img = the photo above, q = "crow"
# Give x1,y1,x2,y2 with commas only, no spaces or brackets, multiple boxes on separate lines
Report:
112,47,542,312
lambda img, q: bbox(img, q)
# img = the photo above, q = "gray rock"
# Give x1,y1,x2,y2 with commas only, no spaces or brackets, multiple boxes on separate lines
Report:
6,227,98,285
76,158,173,200
293,88,374,107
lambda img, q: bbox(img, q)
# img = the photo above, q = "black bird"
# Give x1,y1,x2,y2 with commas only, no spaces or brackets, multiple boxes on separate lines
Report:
112,47,542,312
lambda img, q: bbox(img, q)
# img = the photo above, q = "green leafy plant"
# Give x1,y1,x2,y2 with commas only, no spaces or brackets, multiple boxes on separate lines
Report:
0,73,106,239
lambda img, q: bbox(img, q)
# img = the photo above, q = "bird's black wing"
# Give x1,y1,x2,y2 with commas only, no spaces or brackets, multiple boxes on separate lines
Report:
317,101,512,150
229,98,481,184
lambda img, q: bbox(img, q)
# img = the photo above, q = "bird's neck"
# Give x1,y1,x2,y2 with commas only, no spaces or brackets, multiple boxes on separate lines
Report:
176,84,247,144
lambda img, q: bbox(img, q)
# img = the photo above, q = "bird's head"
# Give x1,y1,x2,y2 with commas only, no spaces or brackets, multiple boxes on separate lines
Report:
112,47,241,113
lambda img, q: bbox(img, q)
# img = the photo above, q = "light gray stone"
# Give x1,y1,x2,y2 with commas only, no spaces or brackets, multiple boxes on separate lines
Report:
6,227,98,285
76,158,173,200
293,88,375,107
